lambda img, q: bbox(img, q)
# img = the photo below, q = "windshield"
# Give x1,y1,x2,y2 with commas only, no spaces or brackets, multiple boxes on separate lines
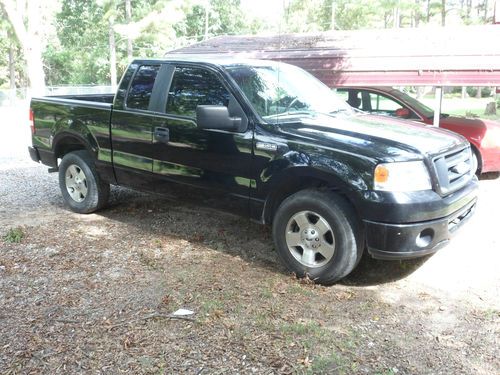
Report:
225,62,352,123
391,89,434,118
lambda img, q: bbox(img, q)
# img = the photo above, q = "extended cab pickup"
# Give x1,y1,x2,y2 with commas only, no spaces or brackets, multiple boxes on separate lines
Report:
28,57,478,283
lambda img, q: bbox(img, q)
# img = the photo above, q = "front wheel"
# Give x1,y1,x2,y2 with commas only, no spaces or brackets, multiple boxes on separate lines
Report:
272,189,363,284
58,151,110,213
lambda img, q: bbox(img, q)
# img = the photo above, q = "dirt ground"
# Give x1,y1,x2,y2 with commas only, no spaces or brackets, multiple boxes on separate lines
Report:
1,106,499,374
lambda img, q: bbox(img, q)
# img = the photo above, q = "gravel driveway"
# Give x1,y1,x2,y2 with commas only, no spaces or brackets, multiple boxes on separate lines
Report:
1,106,499,374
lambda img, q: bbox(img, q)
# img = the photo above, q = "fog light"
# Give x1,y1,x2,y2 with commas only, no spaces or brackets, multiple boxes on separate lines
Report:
416,228,434,248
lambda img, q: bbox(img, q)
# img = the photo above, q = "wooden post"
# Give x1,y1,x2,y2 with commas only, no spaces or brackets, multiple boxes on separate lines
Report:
433,86,443,127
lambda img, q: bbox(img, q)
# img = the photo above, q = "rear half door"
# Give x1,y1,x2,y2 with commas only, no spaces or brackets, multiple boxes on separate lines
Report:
110,63,162,190
150,64,254,215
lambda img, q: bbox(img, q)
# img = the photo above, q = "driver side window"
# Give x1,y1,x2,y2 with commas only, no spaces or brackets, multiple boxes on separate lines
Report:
365,92,419,119
367,93,401,112
166,67,230,118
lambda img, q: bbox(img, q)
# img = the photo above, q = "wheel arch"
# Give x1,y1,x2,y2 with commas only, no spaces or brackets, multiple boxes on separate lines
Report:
52,131,97,163
469,142,482,174
262,167,362,225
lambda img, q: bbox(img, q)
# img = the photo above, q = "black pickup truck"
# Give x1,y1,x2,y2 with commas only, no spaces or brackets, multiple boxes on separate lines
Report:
29,56,478,283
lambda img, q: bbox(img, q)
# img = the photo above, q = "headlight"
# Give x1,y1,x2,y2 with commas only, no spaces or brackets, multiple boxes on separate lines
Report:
374,161,432,191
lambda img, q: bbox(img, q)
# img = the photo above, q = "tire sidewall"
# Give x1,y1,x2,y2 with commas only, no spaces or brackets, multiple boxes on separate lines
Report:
59,152,101,213
273,190,360,283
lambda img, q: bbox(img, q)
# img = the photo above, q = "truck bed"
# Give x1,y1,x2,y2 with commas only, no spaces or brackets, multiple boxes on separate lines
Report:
30,96,114,168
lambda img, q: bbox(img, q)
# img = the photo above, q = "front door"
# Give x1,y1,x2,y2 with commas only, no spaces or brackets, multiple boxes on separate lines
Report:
150,64,254,215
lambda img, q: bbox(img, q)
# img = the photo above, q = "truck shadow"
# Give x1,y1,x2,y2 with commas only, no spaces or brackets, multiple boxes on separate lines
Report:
341,253,431,287
96,186,430,287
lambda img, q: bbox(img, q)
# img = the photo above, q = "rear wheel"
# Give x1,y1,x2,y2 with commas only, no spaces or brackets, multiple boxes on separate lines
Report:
58,151,109,213
272,189,363,284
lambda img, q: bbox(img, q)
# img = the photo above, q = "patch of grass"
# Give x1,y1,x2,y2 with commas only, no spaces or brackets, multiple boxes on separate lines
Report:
201,299,224,315
308,352,352,375
3,227,24,243
375,369,398,375
260,286,273,299
287,283,314,297
137,251,162,271
280,321,323,336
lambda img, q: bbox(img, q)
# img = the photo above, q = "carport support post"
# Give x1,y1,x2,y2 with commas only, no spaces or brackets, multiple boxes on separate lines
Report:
433,86,443,127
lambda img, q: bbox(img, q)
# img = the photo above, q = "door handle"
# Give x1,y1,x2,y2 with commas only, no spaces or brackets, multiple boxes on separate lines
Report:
154,127,170,143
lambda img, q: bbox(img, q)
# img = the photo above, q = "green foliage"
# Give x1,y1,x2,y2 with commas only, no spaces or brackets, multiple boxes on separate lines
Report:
3,227,24,243
175,0,252,42
1,0,498,88
0,10,25,89
466,87,493,98
44,0,110,85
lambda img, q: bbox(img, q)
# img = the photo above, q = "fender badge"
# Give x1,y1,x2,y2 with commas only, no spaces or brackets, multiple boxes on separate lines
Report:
256,142,278,152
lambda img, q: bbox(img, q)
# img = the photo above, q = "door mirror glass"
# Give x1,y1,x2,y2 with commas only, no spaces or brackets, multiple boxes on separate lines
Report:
196,105,241,131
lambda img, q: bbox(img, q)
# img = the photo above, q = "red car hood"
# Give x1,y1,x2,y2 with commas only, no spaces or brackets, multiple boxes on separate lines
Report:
438,116,498,144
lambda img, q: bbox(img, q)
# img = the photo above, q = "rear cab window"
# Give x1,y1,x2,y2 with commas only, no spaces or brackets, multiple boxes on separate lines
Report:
126,65,161,110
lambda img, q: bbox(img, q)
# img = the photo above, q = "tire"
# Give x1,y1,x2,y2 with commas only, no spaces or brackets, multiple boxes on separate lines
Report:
58,150,110,213
471,148,481,176
272,189,363,284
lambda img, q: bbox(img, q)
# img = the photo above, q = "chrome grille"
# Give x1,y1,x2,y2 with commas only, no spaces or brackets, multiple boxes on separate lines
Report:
433,147,473,195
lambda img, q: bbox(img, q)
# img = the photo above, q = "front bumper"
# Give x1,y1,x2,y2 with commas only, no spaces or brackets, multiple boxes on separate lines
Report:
364,187,477,260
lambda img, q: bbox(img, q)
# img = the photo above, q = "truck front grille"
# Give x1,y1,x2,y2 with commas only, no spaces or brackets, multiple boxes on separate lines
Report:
432,147,473,195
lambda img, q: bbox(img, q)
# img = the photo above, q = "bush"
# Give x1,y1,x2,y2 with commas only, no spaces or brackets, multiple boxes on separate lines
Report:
466,87,492,98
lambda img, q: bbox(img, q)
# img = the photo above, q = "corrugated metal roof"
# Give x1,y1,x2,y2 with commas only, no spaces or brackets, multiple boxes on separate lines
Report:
169,26,500,86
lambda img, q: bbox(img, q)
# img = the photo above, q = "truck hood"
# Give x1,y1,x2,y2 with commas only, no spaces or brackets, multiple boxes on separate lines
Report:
278,113,467,161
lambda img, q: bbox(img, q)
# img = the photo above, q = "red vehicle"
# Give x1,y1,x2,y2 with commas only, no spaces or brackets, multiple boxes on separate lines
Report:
337,87,500,174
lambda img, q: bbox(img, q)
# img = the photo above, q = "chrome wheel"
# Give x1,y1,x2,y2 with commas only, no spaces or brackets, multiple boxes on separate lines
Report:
285,210,335,268
65,164,88,202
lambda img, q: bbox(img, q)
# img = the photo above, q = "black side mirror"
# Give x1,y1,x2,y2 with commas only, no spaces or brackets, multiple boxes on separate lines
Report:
196,105,241,131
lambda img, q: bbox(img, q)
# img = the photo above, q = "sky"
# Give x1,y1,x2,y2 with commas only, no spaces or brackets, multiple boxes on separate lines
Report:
240,0,286,26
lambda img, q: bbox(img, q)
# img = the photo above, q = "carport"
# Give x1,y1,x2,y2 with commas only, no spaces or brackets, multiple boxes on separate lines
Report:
170,25,500,127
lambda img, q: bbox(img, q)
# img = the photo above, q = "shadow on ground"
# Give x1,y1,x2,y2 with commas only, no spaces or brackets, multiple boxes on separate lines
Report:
341,252,431,286
63,185,430,287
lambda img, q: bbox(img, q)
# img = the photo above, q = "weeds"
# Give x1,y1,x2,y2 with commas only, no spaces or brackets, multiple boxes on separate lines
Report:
3,227,24,243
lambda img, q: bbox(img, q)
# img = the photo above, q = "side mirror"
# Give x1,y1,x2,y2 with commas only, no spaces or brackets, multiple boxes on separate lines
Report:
196,105,241,131
395,108,410,118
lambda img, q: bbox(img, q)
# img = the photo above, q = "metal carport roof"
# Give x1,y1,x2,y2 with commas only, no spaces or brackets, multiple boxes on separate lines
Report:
169,25,500,87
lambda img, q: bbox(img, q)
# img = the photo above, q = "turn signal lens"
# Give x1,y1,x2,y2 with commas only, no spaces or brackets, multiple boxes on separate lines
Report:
374,164,389,183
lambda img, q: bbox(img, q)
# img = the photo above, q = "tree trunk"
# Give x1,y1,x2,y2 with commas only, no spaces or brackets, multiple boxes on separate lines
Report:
427,0,431,22
1,0,46,95
109,17,117,87
414,0,421,27
8,35,15,90
204,2,209,40
484,0,488,21
330,1,335,30
393,7,400,28
125,0,132,61
476,87,482,99
461,86,466,99
441,0,446,26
